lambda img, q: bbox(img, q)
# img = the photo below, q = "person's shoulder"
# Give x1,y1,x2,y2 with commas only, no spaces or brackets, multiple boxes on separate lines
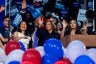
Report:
14,31,18,35
0,26,5,32
55,32,60,35
0,26,4,29
53,32,60,39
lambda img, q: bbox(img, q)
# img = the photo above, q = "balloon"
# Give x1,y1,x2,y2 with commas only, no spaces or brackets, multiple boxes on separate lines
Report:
32,9,41,18
73,2,80,8
5,49,24,64
55,1,64,10
74,55,95,64
54,61,65,64
54,58,72,64
86,48,96,63
67,40,86,63
8,61,20,64
44,38,63,59
35,46,45,57
22,48,41,64
42,54,59,64
0,62,4,64
19,41,26,51
62,47,68,58
21,61,33,64
5,40,21,55
0,47,6,63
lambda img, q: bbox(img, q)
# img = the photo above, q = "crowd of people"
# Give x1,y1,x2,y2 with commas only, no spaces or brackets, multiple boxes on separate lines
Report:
0,0,95,50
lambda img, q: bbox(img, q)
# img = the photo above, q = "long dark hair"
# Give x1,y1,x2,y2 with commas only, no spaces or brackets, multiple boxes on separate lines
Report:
56,22,63,31
17,20,29,36
65,19,81,36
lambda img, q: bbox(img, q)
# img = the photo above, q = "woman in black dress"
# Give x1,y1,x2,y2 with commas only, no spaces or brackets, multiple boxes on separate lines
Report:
36,17,60,46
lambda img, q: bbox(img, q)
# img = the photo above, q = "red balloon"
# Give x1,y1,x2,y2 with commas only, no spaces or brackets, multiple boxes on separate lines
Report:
54,58,72,64
22,48,41,64
21,61,33,64
5,40,21,55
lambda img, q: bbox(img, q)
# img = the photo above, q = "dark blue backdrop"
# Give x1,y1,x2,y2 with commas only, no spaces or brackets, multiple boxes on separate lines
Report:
0,0,5,27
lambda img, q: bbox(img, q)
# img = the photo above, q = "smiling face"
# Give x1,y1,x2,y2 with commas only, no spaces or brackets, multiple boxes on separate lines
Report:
3,18,9,27
19,21,27,31
46,21,53,31
70,20,77,29
57,22,62,30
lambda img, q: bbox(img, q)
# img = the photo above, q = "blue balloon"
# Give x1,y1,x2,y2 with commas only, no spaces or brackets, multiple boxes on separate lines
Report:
42,54,59,64
19,41,26,51
55,1,64,10
32,9,41,18
73,2,80,8
8,61,20,64
27,3,34,10
74,55,95,64
44,38,63,59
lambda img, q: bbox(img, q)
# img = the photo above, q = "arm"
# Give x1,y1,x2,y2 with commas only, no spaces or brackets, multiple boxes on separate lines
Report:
13,32,23,40
22,0,26,10
0,37,8,42
0,41,4,50
36,27,44,38
13,32,28,40
0,34,8,42
20,0,27,14
0,5,5,13
37,16,44,28
60,20,67,39
36,16,44,38
81,22,87,35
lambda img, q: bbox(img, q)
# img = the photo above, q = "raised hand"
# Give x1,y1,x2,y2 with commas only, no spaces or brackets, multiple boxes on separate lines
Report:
37,16,44,27
0,5,5,12
81,22,87,34
22,0,26,9
62,20,67,29
82,22,87,31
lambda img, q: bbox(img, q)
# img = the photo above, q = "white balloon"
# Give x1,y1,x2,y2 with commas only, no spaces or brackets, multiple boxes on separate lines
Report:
67,40,86,63
35,46,45,57
5,49,24,64
0,62,4,64
86,48,96,63
0,48,7,63
62,45,68,58
62,47,68,58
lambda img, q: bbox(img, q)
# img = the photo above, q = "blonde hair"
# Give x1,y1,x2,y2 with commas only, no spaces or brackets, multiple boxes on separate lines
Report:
46,19,56,31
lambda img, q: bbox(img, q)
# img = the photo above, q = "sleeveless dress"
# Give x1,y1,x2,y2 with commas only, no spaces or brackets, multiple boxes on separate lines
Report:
18,32,31,49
